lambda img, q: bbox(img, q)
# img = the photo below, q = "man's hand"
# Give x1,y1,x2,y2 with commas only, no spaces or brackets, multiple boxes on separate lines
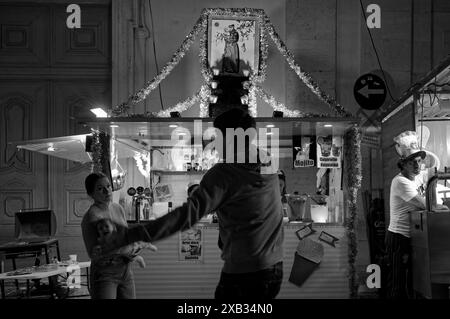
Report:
140,242,158,252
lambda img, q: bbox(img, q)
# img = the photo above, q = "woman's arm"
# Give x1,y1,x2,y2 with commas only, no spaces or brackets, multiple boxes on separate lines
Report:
81,210,99,259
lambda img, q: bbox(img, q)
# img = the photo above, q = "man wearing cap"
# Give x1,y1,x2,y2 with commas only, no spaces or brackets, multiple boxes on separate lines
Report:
385,131,427,299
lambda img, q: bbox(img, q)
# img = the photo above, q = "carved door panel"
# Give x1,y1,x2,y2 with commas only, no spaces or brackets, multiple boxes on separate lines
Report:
0,82,49,239
49,81,111,236
0,3,112,244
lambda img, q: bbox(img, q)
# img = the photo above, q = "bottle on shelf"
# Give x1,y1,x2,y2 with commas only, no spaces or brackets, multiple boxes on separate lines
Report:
143,203,150,220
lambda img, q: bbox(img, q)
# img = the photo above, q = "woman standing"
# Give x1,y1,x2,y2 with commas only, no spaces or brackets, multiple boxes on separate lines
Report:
81,172,155,299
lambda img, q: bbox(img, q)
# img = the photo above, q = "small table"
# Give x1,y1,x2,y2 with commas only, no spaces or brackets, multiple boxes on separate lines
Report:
0,261,90,299
0,238,61,265
0,238,61,296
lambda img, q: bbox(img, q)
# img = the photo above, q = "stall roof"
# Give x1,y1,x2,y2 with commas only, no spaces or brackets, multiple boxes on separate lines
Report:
79,116,360,143
8,117,359,163
379,54,450,123
11,134,92,163
10,134,148,163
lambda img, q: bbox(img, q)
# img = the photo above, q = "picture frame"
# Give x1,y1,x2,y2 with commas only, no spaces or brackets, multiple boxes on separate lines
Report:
208,14,260,77
295,223,316,240
153,183,173,202
318,231,340,247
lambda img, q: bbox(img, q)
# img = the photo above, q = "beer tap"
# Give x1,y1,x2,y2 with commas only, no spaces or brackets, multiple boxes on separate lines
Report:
127,186,153,222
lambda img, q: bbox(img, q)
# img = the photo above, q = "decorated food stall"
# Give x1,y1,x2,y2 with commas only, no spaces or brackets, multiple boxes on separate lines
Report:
13,8,362,298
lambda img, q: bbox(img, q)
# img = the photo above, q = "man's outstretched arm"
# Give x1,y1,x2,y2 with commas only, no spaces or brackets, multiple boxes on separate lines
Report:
105,166,229,252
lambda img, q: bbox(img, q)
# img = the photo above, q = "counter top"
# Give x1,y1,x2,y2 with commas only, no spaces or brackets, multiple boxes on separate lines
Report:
193,221,343,229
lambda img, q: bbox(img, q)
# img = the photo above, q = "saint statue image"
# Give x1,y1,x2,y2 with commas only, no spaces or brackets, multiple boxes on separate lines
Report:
221,24,240,74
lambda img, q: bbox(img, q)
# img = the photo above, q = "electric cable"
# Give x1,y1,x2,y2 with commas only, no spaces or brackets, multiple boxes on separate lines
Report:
359,0,398,103
148,0,165,110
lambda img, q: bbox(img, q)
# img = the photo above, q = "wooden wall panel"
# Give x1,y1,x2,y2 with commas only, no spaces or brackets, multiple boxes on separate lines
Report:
49,80,110,236
52,4,111,67
133,225,348,299
0,81,49,239
0,2,111,249
0,4,50,67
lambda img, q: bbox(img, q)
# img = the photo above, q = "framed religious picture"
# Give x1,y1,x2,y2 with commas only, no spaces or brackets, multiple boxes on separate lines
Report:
208,14,261,77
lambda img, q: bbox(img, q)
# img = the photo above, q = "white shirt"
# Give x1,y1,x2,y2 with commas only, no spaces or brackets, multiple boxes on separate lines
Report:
389,173,424,237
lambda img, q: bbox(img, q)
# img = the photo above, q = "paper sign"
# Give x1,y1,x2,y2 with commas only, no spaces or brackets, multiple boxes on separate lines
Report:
318,231,340,247
179,228,203,262
317,135,342,168
295,223,316,240
293,135,315,168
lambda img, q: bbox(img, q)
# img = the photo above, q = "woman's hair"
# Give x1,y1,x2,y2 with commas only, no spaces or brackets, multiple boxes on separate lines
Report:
278,170,287,198
85,172,107,195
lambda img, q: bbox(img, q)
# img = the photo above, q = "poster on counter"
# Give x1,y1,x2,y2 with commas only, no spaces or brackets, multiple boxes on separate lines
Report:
179,228,203,262
293,135,316,168
316,135,342,168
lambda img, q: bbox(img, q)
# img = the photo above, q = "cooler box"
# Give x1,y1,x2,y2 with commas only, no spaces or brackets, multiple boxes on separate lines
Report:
14,210,57,243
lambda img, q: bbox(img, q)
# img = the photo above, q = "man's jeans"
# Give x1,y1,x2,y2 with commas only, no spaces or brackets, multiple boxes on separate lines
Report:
89,260,135,299
215,262,283,300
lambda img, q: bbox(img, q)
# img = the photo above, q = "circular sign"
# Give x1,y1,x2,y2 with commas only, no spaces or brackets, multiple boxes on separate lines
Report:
136,186,144,194
127,187,136,196
353,73,387,110
144,188,151,196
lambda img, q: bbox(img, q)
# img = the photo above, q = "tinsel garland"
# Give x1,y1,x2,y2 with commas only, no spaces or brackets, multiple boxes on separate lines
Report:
262,14,352,118
110,7,353,119
248,84,258,117
256,20,269,83
91,130,103,173
254,86,334,118
111,15,205,116
156,90,201,117
343,126,362,299
199,85,211,117
198,13,212,84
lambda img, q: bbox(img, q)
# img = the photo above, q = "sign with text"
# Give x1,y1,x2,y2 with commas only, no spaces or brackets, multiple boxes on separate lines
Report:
293,135,315,168
179,228,203,262
317,135,342,169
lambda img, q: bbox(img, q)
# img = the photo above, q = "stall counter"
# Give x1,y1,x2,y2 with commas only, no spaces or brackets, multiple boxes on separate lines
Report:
132,223,348,299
